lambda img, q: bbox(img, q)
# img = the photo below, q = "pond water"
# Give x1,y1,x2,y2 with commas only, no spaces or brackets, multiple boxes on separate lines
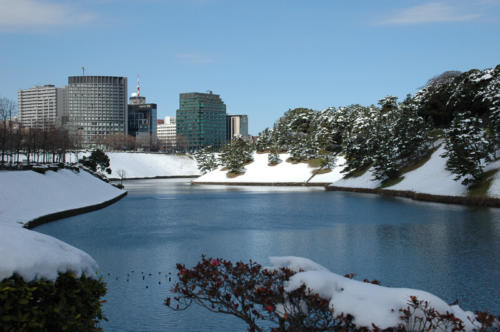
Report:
36,179,500,331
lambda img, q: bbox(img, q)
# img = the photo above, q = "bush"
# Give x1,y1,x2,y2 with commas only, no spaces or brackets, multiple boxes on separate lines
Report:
0,272,107,332
166,257,499,332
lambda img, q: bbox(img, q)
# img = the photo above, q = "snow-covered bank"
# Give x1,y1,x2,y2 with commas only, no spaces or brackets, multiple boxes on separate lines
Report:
270,256,478,330
194,148,500,203
0,169,125,227
0,168,126,281
105,153,200,179
194,152,329,184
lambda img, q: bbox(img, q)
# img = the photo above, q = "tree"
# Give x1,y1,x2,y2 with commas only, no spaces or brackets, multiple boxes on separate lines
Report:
194,147,219,174
442,112,492,185
117,169,126,185
424,70,461,88
0,97,16,165
219,137,253,174
268,151,281,166
79,149,111,175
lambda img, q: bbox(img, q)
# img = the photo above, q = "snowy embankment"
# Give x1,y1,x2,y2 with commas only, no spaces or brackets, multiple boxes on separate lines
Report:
0,168,126,281
105,153,200,179
270,257,478,330
194,147,500,200
193,152,346,184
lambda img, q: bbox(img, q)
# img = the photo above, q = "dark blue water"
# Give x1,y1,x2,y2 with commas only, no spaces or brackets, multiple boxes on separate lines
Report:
36,179,500,331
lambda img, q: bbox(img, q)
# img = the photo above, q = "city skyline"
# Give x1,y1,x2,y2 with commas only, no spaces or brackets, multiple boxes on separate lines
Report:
1,0,499,135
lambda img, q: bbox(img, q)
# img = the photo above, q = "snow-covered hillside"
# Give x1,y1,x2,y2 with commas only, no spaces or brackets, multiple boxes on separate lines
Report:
105,153,200,179
194,149,500,199
0,168,125,281
194,152,321,183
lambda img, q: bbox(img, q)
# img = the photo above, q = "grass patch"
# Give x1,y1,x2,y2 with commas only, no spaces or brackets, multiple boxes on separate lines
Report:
285,158,322,168
306,158,322,168
313,168,332,175
343,164,371,179
221,167,228,171
268,162,280,167
467,168,498,197
379,176,404,189
226,171,245,178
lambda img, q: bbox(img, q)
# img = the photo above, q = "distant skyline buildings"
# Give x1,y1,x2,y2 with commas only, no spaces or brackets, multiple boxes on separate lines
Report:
17,85,67,130
176,92,227,150
226,114,249,140
67,76,128,145
127,93,157,150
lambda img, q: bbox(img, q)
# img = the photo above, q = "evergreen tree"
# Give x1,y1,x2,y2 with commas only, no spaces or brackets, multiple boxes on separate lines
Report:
442,112,492,185
194,147,219,174
219,137,253,174
255,128,274,152
268,151,282,166
341,105,378,172
79,149,111,174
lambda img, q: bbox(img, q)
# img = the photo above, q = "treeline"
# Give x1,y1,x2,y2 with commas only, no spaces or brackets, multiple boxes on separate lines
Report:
198,65,500,186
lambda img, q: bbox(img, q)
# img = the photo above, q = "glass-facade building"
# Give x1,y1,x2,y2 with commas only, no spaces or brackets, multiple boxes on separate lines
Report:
176,92,227,150
67,76,127,146
128,96,157,150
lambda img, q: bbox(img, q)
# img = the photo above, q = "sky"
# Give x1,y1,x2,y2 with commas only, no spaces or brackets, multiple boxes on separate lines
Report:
0,0,499,135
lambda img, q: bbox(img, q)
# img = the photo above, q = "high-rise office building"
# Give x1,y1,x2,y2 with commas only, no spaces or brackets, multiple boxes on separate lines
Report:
128,93,157,150
18,85,68,129
67,76,127,145
176,91,226,150
226,114,249,140
157,116,176,151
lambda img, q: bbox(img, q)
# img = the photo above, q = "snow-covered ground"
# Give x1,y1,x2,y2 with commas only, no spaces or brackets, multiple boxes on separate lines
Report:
0,168,125,281
387,145,467,196
270,256,478,330
0,169,124,227
485,159,500,198
106,153,200,179
194,153,317,183
195,148,500,199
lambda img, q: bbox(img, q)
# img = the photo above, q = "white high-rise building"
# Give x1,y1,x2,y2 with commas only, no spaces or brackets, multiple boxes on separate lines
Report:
18,85,67,129
67,76,128,146
157,116,176,151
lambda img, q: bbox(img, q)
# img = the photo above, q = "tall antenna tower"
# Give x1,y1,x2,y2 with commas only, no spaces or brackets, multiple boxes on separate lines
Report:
81,66,86,76
137,74,140,97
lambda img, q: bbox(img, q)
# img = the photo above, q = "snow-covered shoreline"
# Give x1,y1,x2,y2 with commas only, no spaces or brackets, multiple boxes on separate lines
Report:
0,168,127,281
192,148,500,207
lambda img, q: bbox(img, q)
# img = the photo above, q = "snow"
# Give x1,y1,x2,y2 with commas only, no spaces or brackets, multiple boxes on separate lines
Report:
330,166,381,189
0,225,98,281
270,256,477,330
194,152,317,183
485,159,500,198
105,153,200,179
388,145,468,196
308,155,347,183
0,169,124,227
0,168,125,281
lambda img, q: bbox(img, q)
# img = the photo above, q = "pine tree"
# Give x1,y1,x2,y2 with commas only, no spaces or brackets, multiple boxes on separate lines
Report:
218,137,253,174
268,151,282,166
442,112,492,185
193,147,219,174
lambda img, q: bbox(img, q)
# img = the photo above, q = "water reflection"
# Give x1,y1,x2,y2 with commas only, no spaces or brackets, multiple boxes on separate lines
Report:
36,179,500,331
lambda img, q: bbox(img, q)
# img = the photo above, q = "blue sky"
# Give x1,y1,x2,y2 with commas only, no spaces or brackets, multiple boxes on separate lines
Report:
1,0,499,134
